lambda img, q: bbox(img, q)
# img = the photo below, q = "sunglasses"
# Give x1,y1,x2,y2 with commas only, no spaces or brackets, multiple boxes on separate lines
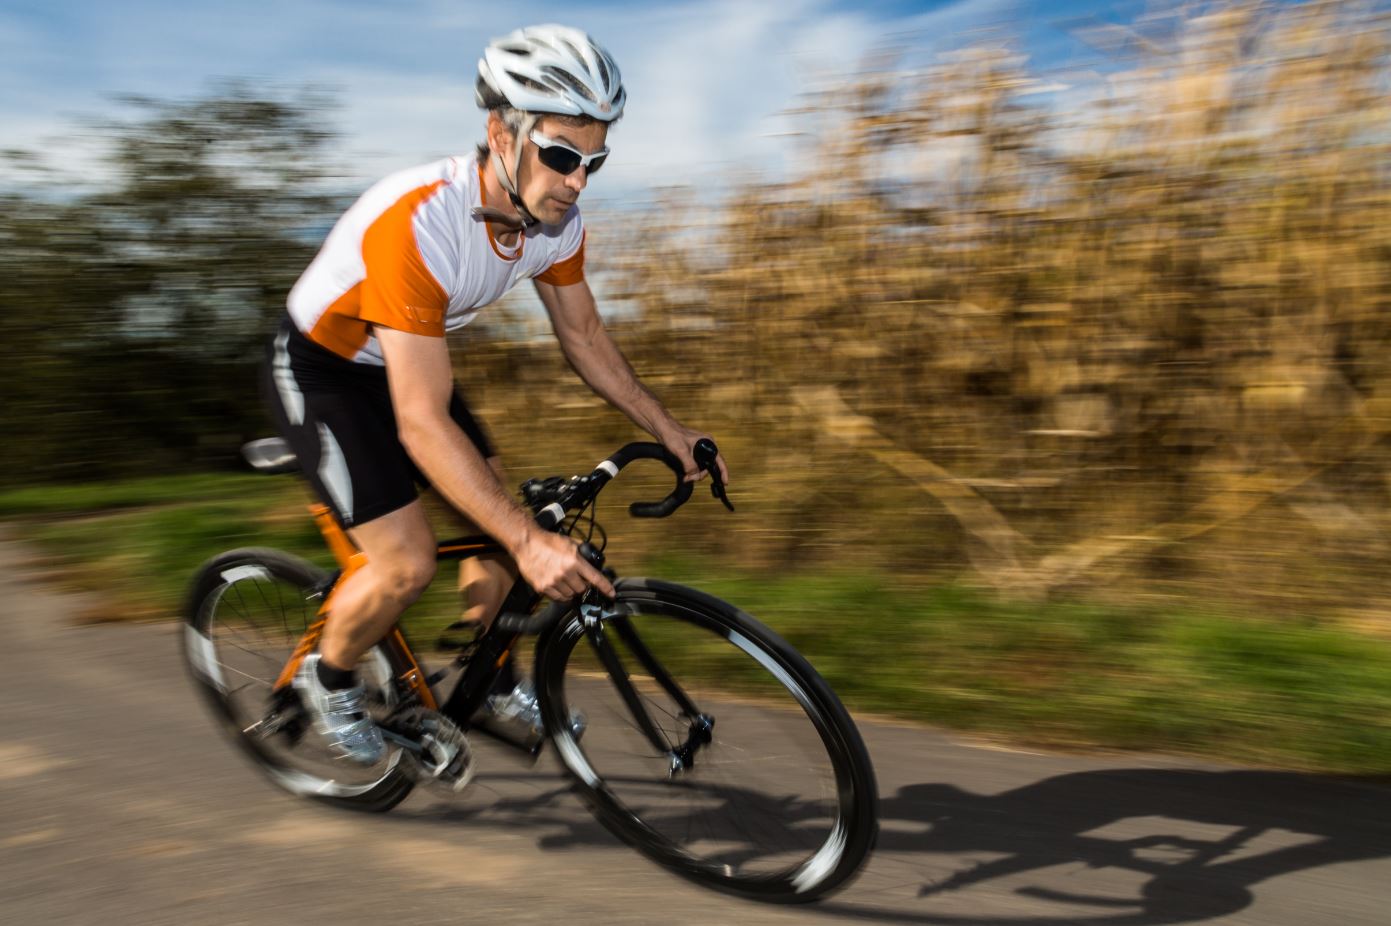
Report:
529,129,610,177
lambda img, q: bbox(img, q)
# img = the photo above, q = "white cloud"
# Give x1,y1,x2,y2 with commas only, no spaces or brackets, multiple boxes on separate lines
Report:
0,0,1025,196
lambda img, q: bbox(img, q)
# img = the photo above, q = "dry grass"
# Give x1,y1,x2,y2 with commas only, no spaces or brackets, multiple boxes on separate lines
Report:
456,1,1391,621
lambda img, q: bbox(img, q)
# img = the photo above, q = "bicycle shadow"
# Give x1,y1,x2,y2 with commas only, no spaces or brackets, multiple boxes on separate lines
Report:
396,764,1391,923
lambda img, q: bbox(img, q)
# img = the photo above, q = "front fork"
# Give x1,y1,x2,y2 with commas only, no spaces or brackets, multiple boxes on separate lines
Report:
582,603,715,775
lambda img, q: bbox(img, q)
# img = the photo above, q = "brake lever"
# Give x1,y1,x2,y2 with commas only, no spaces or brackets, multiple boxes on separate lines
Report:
692,438,734,512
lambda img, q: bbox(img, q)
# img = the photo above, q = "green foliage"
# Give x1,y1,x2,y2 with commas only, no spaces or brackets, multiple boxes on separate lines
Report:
0,471,271,516
16,477,326,618
0,84,340,486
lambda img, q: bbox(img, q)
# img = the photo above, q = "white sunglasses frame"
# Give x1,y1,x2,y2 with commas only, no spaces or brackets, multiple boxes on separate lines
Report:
528,129,610,175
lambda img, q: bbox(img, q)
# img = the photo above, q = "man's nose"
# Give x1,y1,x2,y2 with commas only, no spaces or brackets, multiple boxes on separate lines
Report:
565,168,589,194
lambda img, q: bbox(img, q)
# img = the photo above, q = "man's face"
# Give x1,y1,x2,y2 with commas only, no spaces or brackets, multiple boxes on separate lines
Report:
505,116,610,225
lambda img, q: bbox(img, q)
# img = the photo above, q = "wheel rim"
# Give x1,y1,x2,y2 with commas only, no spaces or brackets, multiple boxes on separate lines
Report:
187,560,403,797
546,597,858,892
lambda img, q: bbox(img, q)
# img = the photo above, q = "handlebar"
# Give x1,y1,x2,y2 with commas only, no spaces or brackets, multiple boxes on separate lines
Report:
612,443,695,518
529,439,729,531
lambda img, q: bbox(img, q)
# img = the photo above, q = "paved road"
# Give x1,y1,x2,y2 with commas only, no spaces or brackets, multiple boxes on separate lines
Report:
3,532,1390,925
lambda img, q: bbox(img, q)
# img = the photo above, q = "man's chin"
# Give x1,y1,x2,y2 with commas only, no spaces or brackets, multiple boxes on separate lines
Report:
546,199,577,222
525,197,576,227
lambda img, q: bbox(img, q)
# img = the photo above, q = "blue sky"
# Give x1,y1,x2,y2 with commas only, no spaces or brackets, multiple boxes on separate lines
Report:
1,0,1153,197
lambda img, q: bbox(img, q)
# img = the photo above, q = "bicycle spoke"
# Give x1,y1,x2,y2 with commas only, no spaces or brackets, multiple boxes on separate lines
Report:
218,636,284,668
218,660,277,688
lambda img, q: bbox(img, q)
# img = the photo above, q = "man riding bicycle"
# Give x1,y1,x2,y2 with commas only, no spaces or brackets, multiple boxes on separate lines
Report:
264,24,729,764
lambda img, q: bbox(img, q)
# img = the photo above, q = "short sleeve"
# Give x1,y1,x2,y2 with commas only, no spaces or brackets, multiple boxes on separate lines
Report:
536,229,587,286
357,181,449,336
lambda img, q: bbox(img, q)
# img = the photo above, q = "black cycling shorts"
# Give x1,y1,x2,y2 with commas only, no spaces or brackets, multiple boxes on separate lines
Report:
262,317,496,528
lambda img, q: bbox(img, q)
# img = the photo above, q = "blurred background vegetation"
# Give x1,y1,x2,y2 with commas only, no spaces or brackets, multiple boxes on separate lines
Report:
5,0,1391,770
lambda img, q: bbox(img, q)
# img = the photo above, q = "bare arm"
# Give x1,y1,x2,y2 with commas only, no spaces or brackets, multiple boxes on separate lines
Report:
375,326,612,599
534,278,729,484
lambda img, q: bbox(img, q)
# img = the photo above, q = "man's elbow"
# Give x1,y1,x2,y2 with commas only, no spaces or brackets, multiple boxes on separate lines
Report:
396,408,443,457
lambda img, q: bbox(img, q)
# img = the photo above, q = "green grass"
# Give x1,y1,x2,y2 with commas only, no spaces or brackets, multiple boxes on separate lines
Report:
6,473,325,618
8,473,1391,776
0,472,274,518
638,556,1391,776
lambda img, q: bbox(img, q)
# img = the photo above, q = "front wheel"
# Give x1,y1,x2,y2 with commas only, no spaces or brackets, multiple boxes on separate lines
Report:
182,548,415,812
535,578,878,902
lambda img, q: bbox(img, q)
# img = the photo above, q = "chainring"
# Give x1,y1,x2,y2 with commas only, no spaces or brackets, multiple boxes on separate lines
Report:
391,707,475,794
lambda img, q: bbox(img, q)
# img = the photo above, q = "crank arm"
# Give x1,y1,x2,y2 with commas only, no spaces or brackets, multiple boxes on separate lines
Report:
377,727,427,755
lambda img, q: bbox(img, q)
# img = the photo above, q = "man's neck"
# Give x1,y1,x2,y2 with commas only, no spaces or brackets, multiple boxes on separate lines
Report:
480,154,524,248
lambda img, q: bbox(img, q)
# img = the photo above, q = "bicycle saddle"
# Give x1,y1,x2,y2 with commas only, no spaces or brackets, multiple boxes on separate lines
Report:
242,438,300,475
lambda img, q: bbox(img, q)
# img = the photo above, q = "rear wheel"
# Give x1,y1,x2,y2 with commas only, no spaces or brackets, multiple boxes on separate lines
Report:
182,548,415,812
535,578,878,902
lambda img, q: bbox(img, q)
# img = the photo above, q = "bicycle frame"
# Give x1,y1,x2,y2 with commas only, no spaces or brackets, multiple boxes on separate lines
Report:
270,439,721,760
271,504,528,722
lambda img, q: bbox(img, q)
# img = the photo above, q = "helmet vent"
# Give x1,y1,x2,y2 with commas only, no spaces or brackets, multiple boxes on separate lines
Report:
558,37,585,61
507,71,557,97
543,66,597,103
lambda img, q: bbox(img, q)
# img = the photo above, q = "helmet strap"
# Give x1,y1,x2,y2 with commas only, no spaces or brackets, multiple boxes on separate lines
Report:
487,114,541,230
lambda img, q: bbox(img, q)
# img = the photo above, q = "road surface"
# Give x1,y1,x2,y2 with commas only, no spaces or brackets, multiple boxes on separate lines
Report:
2,532,1389,925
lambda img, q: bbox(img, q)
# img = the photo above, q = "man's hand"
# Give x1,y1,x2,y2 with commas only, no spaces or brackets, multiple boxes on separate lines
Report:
657,423,731,486
513,529,616,601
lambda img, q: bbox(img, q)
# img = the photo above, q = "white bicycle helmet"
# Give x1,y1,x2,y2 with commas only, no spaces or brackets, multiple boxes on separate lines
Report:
476,24,625,121
474,25,625,229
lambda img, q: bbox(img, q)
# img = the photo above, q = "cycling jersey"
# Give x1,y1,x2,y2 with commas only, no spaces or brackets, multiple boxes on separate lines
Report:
287,151,585,365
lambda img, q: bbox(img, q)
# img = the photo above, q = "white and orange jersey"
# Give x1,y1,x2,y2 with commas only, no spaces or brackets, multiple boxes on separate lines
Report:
287,151,585,365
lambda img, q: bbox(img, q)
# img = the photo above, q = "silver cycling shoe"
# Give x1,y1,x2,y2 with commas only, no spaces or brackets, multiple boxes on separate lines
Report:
293,654,387,764
476,679,585,749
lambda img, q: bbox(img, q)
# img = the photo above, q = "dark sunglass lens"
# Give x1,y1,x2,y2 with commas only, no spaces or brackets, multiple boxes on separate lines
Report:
538,145,582,175
585,153,608,176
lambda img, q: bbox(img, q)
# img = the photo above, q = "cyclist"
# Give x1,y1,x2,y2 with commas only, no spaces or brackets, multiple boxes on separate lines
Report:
263,24,729,764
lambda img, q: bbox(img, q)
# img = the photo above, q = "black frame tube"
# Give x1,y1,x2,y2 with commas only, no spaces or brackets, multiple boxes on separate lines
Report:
415,441,706,733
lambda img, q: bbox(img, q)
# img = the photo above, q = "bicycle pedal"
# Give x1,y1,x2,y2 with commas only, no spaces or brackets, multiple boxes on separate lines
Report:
389,708,475,794
249,689,308,745
245,708,306,746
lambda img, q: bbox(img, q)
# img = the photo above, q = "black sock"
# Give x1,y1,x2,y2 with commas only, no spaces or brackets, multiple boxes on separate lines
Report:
317,658,357,690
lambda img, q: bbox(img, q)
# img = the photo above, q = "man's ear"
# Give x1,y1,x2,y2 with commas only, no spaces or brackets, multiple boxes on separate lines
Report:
486,112,516,161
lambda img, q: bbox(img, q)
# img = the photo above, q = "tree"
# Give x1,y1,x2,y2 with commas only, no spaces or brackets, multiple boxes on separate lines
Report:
0,84,342,485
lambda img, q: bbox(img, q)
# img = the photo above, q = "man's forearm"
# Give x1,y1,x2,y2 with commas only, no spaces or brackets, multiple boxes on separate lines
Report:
560,325,677,439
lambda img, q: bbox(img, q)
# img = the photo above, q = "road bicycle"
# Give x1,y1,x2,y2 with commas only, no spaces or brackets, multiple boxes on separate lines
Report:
182,437,878,902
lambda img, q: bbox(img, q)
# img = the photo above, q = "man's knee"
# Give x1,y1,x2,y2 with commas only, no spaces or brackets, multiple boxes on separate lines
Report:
378,550,436,606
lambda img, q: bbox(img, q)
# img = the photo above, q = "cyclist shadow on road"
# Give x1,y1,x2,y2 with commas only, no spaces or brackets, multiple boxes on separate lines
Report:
390,764,1390,923
817,767,1391,925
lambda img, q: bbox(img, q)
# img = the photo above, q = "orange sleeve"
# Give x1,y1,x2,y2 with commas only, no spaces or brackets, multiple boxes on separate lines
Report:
357,181,449,336
536,231,586,286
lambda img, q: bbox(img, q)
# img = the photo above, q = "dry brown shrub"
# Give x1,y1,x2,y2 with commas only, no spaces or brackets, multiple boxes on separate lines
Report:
460,1,1391,618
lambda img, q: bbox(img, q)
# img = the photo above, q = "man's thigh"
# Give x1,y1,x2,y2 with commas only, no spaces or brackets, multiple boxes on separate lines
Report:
346,498,437,568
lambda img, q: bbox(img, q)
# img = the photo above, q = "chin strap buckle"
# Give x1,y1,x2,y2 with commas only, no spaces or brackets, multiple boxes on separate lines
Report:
470,205,530,232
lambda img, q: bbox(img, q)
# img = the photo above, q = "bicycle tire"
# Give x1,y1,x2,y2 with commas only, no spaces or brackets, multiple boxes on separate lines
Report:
183,547,415,812
534,577,878,902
